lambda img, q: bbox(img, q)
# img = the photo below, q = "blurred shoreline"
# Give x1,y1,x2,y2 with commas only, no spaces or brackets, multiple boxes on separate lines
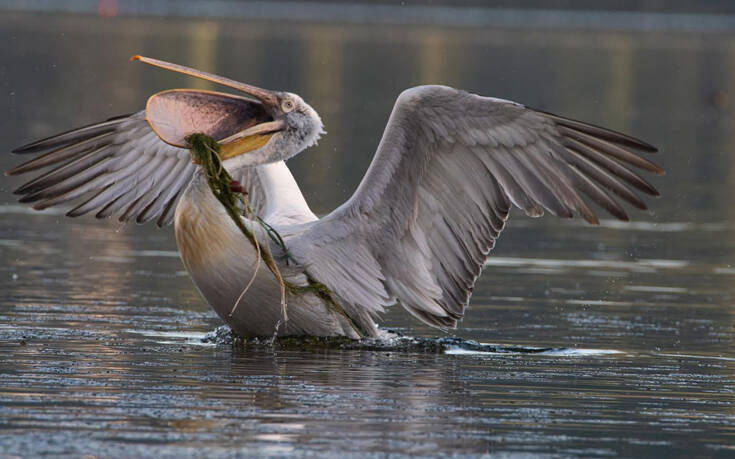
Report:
0,0,734,33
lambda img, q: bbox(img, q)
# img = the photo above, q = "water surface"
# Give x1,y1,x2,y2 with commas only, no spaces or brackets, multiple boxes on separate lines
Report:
1,10,734,457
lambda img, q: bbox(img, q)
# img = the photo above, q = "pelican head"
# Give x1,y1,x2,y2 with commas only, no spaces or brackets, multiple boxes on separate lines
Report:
133,56,323,168
250,91,324,166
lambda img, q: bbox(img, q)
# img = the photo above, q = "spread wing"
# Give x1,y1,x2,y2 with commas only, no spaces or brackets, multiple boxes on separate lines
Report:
8,111,268,226
290,85,663,328
8,112,197,226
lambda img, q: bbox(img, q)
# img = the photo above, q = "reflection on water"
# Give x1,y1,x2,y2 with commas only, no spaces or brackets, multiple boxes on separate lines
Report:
1,10,734,458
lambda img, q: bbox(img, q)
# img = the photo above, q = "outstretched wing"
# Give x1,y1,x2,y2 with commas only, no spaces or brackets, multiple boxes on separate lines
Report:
8,112,196,226
290,85,663,328
8,109,269,227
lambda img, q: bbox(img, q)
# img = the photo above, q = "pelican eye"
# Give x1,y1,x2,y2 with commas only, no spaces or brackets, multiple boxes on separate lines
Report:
281,99,295,113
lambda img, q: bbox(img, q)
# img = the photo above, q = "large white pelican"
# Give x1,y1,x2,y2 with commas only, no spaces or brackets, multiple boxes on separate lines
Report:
7,57,663,339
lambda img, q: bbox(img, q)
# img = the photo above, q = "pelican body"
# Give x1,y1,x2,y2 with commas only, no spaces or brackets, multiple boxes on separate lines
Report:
175,166,368,337
7,57,663,339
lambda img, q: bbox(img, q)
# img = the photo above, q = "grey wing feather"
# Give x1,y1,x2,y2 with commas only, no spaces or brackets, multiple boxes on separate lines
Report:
8,111,199,227
290,85,662,329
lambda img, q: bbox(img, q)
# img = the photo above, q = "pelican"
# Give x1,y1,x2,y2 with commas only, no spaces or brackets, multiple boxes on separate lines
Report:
7,56,663,339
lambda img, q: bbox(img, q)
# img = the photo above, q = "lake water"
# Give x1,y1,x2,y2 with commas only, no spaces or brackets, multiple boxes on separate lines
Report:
0,9,733,458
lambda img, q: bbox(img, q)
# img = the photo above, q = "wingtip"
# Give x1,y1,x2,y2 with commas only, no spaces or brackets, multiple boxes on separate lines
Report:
6,164,26,176
628,137,658,153
13,181,38,195
12,143,39,154
640,142,659,153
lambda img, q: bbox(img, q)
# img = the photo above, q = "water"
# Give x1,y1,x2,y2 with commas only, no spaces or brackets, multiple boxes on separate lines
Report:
1,9,734,458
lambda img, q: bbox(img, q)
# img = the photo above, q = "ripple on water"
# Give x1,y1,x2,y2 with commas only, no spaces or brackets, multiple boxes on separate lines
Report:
124,325,627,358
484,256,689,273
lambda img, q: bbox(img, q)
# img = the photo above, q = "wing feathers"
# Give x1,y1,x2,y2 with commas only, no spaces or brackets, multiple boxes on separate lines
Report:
520,145,598,224
556,146,648,210
566,165,629,221
539,110,658,152
562,136,660,196
137,161,194,225
68,155,152,217
292,85,662,330
120,156,178,222
7,132,116,175
135,161,188,223
557,125,664,174
16,147,114,199
96,154,167,219
11,116,129,154
494,146,572,218
156,163,198,227
476,150,544,217
9,112,196,225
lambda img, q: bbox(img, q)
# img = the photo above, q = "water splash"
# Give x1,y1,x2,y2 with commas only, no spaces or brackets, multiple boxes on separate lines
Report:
200,326,623,356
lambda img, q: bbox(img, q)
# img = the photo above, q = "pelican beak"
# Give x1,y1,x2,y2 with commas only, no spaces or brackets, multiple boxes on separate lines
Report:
133,55,279,105
217,119,285,160
133,55,286,158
